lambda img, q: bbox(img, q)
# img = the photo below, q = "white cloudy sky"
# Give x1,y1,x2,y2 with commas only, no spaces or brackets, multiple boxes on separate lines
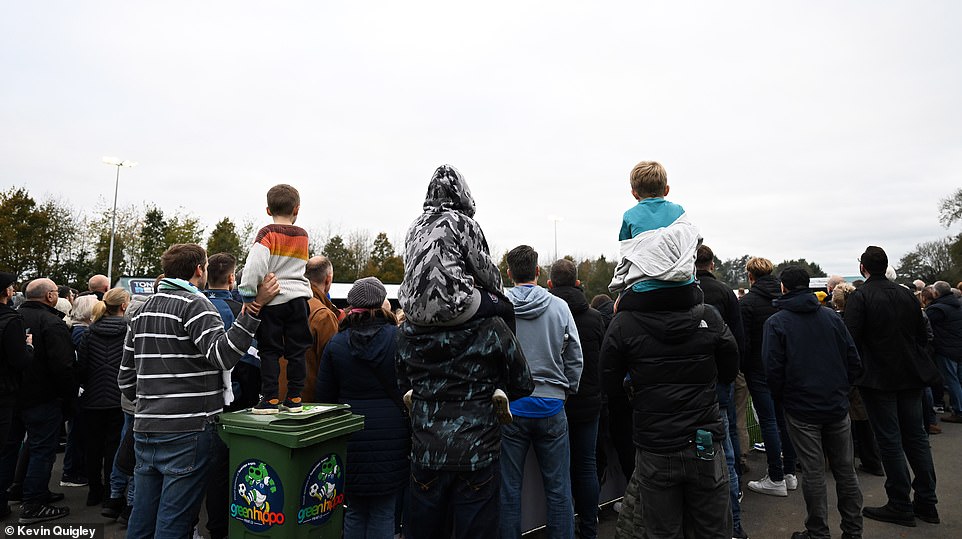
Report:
2,1,959,277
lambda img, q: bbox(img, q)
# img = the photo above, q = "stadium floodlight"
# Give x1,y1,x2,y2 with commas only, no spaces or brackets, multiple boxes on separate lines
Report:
102,157,138,285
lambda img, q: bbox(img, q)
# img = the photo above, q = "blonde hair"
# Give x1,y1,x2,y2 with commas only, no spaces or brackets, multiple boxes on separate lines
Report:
629,161,668,198
745,257,774,278
67,294,99,326
832,282,855,312
92,288,130,322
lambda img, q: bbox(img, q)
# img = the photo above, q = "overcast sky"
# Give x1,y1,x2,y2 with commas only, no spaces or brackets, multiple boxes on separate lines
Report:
2,2,959,278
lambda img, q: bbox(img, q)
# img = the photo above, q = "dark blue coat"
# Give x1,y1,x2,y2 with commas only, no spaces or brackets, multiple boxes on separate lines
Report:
764,290,861,424
926,293,962,360
77,316,126,410
314,317,409,496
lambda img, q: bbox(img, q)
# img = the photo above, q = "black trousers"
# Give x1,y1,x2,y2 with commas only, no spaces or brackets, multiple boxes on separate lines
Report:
83,407,124,497
257,298,311,400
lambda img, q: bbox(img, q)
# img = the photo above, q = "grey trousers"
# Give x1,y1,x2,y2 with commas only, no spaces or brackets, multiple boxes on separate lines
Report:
784,413,863,539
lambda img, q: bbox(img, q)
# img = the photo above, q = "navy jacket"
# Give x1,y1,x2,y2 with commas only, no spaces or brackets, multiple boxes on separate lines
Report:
315,316,409,496
740,275,781,376
763,290,861,424
926,293,962,360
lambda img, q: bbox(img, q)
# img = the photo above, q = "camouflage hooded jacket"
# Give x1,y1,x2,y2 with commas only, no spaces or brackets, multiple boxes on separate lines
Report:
399,165,503,326
397,316,534,471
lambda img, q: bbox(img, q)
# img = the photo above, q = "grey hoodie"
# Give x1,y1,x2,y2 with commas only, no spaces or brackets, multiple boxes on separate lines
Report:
399,165,503,326
506,285,583,400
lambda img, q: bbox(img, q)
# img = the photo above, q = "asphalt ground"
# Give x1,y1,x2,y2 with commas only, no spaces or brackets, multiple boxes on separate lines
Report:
3,418,960,538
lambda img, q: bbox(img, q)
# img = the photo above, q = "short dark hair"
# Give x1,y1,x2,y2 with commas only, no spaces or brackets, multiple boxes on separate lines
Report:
206,253,236,288
267,184,300,216
305,256,333,284
161,244,207,281
506,245,539,284
549,259,577,287
590,294,612,309
779,265,810,291
860,246,888,275
695,244,714,269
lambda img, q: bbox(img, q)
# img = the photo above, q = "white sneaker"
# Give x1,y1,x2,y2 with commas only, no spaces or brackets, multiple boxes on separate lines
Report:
785,473,798,491
747,475,787,497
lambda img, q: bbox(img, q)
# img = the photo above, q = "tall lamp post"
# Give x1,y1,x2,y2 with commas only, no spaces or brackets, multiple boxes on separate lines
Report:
102,156,137,286
549,216,563,261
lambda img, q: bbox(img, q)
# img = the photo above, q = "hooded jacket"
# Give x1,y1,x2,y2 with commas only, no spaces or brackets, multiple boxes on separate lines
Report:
397,317,533,471
506,285,583,401
18,301,76,409
314,316,409,496
399,165,503,327
740,274,782,375
77,315,127,410
601,291,739,453
926,292,962,360
844,274,929,391
549,285,604,423
763,290,861,424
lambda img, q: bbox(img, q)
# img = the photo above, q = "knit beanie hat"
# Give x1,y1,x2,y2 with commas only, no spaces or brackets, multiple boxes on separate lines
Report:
0,271,15,290
347,277,387,309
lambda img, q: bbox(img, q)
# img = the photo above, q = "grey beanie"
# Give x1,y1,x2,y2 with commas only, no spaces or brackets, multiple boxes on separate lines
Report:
347,277,387,309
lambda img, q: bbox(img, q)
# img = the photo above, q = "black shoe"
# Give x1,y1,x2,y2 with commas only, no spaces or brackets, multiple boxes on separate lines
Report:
0,504,10,520
858,464,885,477
913,502,940,524
59,474,88,487
790,532,811,539
863,504,916,527
45,492,65,503
18,504,69,525
118,504,132,525
101,497,125,520
86,490,103,507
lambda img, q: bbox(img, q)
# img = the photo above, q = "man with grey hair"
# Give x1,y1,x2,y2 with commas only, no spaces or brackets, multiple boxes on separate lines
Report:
926,280,962,424
0,278,75,524
913,279,926,292
303,255,340,400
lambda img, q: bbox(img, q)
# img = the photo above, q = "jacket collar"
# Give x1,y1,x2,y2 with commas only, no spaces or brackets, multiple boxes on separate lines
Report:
19,300,65,319
311,282,341,317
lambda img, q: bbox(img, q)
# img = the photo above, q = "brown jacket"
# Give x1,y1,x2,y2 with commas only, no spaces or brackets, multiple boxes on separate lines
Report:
279,282,341,400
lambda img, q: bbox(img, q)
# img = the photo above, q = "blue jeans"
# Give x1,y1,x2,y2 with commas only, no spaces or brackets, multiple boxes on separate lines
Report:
720,410,742,531
937,355,962,416
127,423,215,539
407,462,500,539
745,370,797,481
638,442,731,539
0,402,62,507
860,388,937,512
109,412,134,502
500,410,573,539
344,492,397,539
568,417,599,539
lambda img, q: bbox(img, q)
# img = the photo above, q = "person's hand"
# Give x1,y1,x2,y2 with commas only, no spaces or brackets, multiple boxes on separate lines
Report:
253,273,281,307
25,331,32,346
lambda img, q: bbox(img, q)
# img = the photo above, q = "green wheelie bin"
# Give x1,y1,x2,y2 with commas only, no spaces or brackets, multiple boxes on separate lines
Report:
218,404,365,538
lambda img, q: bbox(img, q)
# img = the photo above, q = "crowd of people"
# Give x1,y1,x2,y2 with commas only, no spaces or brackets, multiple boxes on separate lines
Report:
0,162,961,539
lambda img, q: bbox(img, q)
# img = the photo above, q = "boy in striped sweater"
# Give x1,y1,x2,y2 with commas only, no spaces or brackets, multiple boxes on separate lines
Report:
239,184,313,414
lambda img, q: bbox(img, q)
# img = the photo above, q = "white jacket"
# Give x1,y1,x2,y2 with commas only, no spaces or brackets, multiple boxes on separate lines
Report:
608,212,702,295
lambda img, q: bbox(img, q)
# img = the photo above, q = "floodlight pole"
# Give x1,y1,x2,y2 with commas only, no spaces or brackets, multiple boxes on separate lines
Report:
103,157,137,286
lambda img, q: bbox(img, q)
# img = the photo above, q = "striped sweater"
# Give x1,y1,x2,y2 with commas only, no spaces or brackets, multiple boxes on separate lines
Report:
118,283,260,433
238,224,312,305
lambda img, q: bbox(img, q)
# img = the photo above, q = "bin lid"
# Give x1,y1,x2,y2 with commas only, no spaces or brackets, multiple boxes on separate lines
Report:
218,403,365,448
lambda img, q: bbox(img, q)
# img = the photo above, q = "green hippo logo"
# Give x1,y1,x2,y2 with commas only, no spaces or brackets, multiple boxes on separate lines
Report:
247,462,277,494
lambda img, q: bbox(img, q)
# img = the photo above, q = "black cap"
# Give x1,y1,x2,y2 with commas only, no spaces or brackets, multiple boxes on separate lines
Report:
0,271,15,290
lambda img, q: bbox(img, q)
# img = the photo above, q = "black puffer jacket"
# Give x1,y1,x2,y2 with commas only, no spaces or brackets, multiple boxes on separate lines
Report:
77,315,127,410
601,290,739,453
17,301,75,408
926,293,962,360
739,274,782,375
0,303,32,401
844,275,928,391
315,316,409,496
550,285,605,424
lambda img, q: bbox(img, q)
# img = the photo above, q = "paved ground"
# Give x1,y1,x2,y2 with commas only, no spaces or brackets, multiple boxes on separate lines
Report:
4,419,960,538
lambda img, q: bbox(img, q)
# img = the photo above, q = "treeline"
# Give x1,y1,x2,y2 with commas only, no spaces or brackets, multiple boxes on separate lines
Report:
895,188,962,285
